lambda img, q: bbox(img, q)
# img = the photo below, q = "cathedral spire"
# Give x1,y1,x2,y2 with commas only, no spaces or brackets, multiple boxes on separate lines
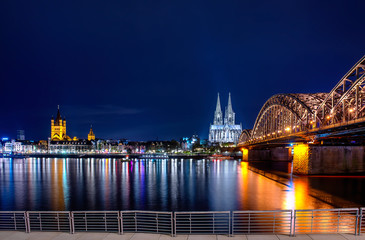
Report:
224,92,235,125
213,93,223,125
55,105,62,123
227,92,233,112
216,93,222,113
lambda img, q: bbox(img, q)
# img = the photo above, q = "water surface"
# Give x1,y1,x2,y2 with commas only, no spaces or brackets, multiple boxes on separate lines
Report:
0,158,363,211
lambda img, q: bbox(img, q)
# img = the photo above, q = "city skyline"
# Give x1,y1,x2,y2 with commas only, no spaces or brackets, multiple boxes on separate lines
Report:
1,0,365,140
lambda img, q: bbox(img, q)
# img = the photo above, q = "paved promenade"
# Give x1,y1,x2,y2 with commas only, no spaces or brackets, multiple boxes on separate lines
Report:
0,232,365,240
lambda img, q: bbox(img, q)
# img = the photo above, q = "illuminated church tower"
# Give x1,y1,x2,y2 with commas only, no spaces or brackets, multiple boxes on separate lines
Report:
51,106,69,141
88,125,95,141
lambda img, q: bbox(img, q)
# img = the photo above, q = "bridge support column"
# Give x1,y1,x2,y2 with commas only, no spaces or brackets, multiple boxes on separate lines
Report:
247,147,290,161
293,144,309,174
308,145,365,174
292,145,365,175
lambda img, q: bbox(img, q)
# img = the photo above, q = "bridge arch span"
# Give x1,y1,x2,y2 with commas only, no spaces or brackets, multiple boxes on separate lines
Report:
250,93,325,141
239,129,252,143
315,56,365,124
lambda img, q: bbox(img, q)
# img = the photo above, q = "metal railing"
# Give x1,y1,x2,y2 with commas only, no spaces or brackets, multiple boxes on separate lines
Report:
121,211,172,235
0,208,364,236
232,210,293,236
28,211,71,233
0,211,27,232
293,208,359,235
174,211,230,236
72,211,120,233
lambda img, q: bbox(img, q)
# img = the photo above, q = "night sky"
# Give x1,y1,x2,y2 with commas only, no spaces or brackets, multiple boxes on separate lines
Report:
1,0,365,141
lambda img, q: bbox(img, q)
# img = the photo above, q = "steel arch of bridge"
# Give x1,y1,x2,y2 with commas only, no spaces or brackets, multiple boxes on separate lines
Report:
241,55,365,145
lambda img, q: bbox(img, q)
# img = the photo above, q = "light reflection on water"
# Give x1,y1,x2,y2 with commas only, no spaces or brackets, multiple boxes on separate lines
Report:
0,158,361,211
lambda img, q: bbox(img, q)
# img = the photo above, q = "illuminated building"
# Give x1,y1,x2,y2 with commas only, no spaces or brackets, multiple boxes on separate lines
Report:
88,125,95,141
48,140,93,153
209,93,242,144
51,106,71,141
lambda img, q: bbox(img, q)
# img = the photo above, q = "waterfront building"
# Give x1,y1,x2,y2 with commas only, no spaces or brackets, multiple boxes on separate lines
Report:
48,140,93,153
209,93,242,144
88,126,95,140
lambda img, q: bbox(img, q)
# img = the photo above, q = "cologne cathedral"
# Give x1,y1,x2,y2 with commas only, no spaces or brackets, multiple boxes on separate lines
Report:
209,93,242,144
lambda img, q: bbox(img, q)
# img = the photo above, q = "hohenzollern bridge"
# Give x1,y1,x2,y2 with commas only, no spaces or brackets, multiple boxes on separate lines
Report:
237,56,365,175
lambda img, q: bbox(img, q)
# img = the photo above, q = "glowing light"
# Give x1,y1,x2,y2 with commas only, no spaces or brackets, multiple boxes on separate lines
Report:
293,144,309,175
241,148,248,161
285,127,290,132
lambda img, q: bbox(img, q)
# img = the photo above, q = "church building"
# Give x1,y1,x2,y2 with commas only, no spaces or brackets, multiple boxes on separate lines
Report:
49,106,96,153
209,93,242,144
51,106,71,141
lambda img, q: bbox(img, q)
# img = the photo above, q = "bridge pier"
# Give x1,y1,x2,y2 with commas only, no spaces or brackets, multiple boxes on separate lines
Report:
294,145,365,175
244,145,365,175
247,147,291,162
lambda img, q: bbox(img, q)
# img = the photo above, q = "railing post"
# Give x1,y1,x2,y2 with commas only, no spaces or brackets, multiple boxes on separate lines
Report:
38,212,42,231
70,212,75,234
228,211,231,237
173,212,177,237
189,213,191,234
355,209,359,236
25,211,30,233
13,212,17,231
170,212,173,237
273,212,276,234
104,212,107,232
156,213,159,233
84,212,88,232
210,213,213,233
292,210,296,237
358,208,363,236
231,211,234,237
118,211,122,235
56,213,60,232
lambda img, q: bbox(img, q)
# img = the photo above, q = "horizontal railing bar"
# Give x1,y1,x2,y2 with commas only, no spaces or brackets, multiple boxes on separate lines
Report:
122,210,172,214
175,211,230,214
295,208,358,212
233,210,292,213
72,211,119,213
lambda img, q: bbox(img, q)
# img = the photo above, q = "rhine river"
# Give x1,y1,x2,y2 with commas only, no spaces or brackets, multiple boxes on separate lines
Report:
0,157,364,211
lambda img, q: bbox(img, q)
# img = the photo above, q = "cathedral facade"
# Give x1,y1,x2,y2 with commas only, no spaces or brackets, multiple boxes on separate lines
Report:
209,93,242,144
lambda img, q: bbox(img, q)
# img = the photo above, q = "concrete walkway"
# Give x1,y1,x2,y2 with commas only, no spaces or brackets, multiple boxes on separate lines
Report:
0,232,365,240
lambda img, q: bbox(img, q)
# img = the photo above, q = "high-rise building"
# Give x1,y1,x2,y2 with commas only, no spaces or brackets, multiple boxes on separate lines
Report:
209,93,242,144
17,130,25,140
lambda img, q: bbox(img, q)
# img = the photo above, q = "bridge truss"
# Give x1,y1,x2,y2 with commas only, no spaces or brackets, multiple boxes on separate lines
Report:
239,55,365,146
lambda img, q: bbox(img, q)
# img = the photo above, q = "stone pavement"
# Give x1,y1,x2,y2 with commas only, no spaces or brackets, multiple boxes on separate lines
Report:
0,232,365,240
